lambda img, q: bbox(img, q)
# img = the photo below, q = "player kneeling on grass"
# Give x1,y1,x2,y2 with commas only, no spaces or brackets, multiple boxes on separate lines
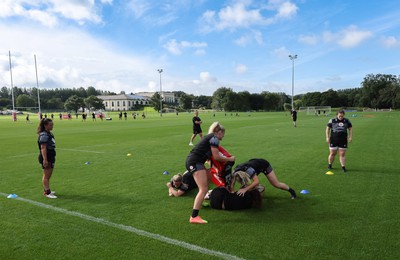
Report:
167,171,197,197
231,159,297,199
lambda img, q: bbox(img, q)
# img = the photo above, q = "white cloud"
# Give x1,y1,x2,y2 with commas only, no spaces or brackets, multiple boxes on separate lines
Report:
0,0,105,27
234,30,263,46
199,0,298,33
127,0,152,18
298,34,319,45
323,25,373,48
0,24,159,94
163,39,207,55
199,72,217,82
272,46,290,58
380,36,400,48
235,64,247,74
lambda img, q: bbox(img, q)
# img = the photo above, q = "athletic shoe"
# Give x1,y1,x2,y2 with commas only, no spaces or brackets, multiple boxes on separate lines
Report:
328,164,332,170
189,142,194,146
189,216,208,224
342,167,347,173
50,191,56,195
44,193,57,199
289,188,297,199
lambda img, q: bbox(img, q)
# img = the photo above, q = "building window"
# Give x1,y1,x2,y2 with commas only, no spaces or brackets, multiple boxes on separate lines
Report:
105,102,108,107
112,101,114,107
123,101,126,106
128,101,131,106
117,101,120,107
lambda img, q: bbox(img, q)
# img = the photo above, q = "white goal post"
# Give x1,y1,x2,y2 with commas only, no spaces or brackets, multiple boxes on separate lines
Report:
299,106,331,116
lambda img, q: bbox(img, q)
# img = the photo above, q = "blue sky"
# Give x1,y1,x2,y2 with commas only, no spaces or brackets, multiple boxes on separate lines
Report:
1,0,399,96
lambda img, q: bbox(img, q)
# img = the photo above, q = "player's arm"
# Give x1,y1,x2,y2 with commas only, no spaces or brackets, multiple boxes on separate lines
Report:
169,187,185,197
40,143,48,168
211,146,235,163
325,126,331,143
348,127,353,143
237,175,260,197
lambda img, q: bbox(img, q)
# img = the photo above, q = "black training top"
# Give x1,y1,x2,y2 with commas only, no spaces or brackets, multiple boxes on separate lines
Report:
234,158,272,178
38,131,56,151
327,117,352,138
192,116,202,131
188,133,219,164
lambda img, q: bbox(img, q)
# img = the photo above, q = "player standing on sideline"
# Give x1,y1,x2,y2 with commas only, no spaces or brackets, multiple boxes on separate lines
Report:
37,118,57,198
291,109,297,127
185,122,235,224
92,112,96,121
326,110,353,172
26,114,30,123
189,110,203,146
231,159,297,199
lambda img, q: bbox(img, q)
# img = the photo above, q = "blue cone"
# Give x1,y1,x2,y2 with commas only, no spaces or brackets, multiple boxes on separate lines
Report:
163,171,169,175
7,194,18,199
300,189,310,194
85,162,91,165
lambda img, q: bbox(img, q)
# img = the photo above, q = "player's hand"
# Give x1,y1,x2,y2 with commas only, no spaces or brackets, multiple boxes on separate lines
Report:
43,160,48,168
236,188,246,197
229,156,235,162
166,182,171,188
348,137,352,143
326,137,330,143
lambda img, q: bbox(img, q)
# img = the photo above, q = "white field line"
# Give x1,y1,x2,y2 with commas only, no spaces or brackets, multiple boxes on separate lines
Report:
0,193,245,260
57,148,105,154
7,153,37,158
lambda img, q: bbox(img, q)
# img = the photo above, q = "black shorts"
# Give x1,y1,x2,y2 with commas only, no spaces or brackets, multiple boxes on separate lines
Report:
210,187,253,210
329,137,348,150
38,150,56,169
185,156,206,174
182,171,198,191
193,127,202,134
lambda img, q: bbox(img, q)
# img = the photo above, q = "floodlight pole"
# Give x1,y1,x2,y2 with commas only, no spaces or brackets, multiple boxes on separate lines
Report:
289,54,298,110
157,69,163,117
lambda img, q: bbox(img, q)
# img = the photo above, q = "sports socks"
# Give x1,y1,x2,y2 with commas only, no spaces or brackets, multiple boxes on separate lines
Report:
191,209,199,218
288,188,297,199
44,189,51,195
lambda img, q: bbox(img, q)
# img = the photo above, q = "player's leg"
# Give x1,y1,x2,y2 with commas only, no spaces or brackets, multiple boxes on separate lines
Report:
266,171,296,199
328,147,337,169
189,133,196,145
339,148,347,172
191,168,209,223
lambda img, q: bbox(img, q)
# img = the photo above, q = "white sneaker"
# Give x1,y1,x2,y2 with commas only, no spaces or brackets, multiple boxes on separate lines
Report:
189,142,194,146
45,193,57,199
50,191,56,195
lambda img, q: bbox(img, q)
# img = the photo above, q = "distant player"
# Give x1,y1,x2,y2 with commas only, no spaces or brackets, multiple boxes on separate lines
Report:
208,186,262,210
326,110,353,172
291,109,297,127
189,110,203,146
231,159,297,199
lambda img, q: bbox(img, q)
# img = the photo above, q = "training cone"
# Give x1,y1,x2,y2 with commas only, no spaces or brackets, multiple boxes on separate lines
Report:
85,161,91,165
326,171,334,175
300,189,310,194
127,153,132,156
7,194,18,199
163,171,169,175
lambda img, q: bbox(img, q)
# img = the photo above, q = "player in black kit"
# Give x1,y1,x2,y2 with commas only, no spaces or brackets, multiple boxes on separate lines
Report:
186,122,235,224
189,110,203,146
231,158,297,199
326,110,353,172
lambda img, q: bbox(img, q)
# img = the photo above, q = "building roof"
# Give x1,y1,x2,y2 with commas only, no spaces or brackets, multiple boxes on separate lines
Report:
97,94,150,101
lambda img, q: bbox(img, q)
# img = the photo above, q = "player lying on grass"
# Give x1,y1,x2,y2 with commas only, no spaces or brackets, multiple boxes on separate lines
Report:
230,159,297,199
207,184,263,210
166,171,197,197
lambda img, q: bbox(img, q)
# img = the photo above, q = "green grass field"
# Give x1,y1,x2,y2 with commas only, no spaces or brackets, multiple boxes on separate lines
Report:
1,110,399,259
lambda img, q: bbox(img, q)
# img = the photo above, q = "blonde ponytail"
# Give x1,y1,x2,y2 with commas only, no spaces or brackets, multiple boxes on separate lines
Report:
208,122,225,134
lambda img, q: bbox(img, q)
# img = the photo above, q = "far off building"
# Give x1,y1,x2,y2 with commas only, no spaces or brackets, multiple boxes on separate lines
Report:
136,91,176,104
97,94,150,111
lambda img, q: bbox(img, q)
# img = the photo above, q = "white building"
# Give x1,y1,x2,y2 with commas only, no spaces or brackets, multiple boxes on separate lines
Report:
98,94,150,111
136,91,176,103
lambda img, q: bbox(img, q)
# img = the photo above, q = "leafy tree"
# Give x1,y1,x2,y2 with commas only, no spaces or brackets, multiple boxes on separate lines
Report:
16,94,36,108
262,92,281,111
179,93,193,110
64,95,85,113
302,92,322,106
211,87,233,110
249,93,264,111
150,92,162,112
193,95,212,109
85,95,105,111
0,97,11,108
361,74,400,108
47,98,64,110
87,86,99,96
1,87,10,98
320,89,340,107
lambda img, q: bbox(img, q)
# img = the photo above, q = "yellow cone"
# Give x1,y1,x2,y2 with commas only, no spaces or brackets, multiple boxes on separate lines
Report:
326,171,334,175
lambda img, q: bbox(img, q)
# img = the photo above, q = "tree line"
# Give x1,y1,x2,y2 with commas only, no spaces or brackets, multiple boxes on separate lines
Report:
1,74,399,112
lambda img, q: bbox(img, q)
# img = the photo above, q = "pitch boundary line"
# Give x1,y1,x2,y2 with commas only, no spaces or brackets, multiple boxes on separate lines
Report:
57,148,105,154
0,192,245,260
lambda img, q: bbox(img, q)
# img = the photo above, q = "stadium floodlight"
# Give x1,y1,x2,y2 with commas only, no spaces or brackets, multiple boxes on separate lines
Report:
157,69,163,117
288,54,298,110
